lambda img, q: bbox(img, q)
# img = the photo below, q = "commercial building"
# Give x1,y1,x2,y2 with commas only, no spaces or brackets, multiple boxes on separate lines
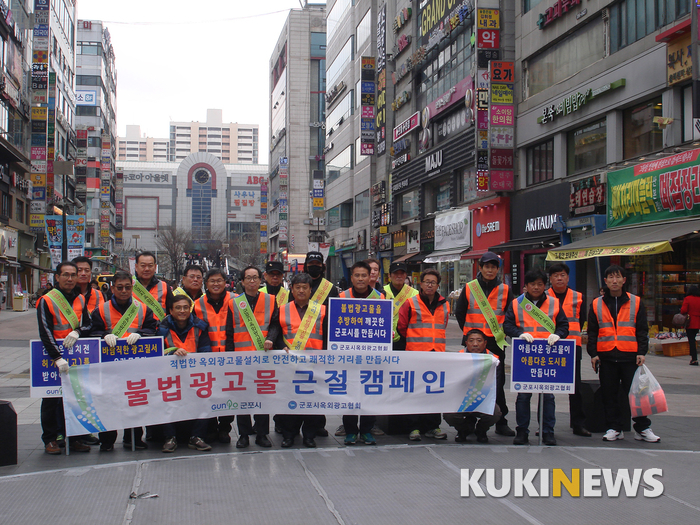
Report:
75,19,119,261
267,2,326,267
118,153,267,277
169,109,258,164
117,125,169,162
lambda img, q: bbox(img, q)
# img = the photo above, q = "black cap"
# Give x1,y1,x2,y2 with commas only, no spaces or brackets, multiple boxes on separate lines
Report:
479,252,501,267
265,261,284,274
389,262,408,274
305,251,324,264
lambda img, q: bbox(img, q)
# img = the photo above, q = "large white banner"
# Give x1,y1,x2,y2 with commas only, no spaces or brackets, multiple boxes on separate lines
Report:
62,350,498,436
434,208,471,251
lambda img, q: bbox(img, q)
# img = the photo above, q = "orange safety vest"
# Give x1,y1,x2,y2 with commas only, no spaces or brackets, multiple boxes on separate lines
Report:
164,326,201,353
98,300,146,334
592,294,640,353
463,283,510,337
405,295,450,352
146,280,169,311
230,292,275,351
547,287,582,346
339,289,386,299
84,288,105,315
194,293,233,352
512,295,560,338
279,302,325,350
40,292,86,339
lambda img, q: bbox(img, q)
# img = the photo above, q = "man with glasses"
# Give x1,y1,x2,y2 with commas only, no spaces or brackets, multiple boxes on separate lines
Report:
397,269,449,442
175,264,205,303
225,266,279,448
90,270,158,451
37,261,93,454
133,251,172,325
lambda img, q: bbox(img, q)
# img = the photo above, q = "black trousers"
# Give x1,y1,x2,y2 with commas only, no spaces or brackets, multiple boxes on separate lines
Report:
599,358,651,432
688,328,698,361
40,397,63,444
99,427,143,448
342,415,376,435
569,354,587,428
278,414,323,440
237,414,270,436
406,413,442,433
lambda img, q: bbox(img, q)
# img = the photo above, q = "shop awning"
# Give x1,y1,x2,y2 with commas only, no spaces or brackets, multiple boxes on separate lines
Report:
461,249,489,260
392,252,420,263
336,244,356,253
490,235,560,253
20,261,53,272
546,218,700,261
423,248,468,263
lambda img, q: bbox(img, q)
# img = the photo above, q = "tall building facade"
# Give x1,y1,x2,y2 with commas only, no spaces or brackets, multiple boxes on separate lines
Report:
117,125,169,162
266,3,326,265
75,19,118,257
169,109,258,164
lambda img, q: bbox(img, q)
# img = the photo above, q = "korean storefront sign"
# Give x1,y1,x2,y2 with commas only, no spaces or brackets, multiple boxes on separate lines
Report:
607,148,700,227
61,350,498,436
666,33,691,86
435,208,471,251
570,174,606,216
407,222,420,253
536,0,582,30
539,79,625,124
393,111,421,141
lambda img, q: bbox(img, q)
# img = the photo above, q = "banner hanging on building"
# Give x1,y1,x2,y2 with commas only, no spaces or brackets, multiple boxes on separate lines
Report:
61,350,498,436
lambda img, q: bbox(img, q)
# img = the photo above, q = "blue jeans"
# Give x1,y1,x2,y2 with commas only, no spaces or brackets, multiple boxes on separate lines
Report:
515,393,556,434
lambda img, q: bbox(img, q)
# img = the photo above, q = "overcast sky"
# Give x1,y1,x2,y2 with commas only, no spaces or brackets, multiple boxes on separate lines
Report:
77,0,321,164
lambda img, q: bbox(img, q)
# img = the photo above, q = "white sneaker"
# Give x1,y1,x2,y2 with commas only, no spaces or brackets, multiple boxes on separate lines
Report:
634,428,661,443
409,429,422,441
425,428,447,440
602,429,624,441
334,425,346,436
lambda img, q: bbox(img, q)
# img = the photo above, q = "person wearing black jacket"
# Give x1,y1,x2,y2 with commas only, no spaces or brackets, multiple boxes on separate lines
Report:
454,252,515,436
588,265,659,443
37,261,92,454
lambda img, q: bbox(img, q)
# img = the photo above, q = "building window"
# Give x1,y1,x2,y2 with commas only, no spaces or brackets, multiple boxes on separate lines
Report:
526,18,604,98
326,36,354,92
356,9,371,53
327,0,352,46
419,29,473,103
623,97,663,159
524,0,546,14
610,0,690,54
526,139,554,186
325,144,353,184
355,189,370,221
325,91,353,139
15,199,24,223
1,192,11,218
567,119,607,174
399,189,420,221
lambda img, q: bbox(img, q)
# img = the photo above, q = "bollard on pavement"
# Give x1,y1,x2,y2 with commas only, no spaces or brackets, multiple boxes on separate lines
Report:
0,400,18,466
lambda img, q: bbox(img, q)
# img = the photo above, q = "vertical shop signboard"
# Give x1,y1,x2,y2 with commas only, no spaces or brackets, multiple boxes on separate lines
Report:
376,4,387,156
487,58,514,191
31,1,49,231
361,57,376,156
260,177,268,254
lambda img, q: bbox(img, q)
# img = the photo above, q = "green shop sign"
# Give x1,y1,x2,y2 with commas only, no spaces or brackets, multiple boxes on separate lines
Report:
607,148,700,228
537,79,625,124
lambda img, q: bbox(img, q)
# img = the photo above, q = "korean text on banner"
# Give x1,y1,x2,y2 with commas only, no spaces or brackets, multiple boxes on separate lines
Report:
61,350,498,436
510,338,575,393
328,298,393,351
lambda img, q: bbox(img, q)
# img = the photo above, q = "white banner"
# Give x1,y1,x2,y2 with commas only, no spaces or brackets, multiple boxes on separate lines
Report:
62,350,498,436
434,208,471,251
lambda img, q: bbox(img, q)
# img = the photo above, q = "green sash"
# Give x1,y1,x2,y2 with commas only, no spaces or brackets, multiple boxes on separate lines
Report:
233,294,266,351
518,294,556,334
385,284,417,342
111,301,139,339
46,289,79,330
287,301,324,351
310,278,334,305
132,277,166,321
368,288,381,299
467,279,508,350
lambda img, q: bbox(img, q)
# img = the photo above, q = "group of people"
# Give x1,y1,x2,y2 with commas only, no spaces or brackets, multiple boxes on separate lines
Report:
38,249,660,456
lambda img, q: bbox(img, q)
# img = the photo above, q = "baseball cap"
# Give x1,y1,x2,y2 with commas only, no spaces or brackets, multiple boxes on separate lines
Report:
478,252,501,267
305,251,324,264
265,261,284,274
389,262,408,274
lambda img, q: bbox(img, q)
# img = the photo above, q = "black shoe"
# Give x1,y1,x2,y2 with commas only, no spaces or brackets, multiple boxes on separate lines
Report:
303,437,316,448
255,435,272,448
690,360,698,366
542,433,557,446
475,431,489,443
455,431,468,443
496,423,516,437
69,440,91,452
236,435,250,448
572,426,592,437
513,430,529,445
218,430,231,443
82,434,100,445
315,428,329,437
281,438,294,448
100,444,114,452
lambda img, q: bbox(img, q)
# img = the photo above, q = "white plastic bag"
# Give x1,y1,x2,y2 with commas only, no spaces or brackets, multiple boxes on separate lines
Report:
629,365,667,417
